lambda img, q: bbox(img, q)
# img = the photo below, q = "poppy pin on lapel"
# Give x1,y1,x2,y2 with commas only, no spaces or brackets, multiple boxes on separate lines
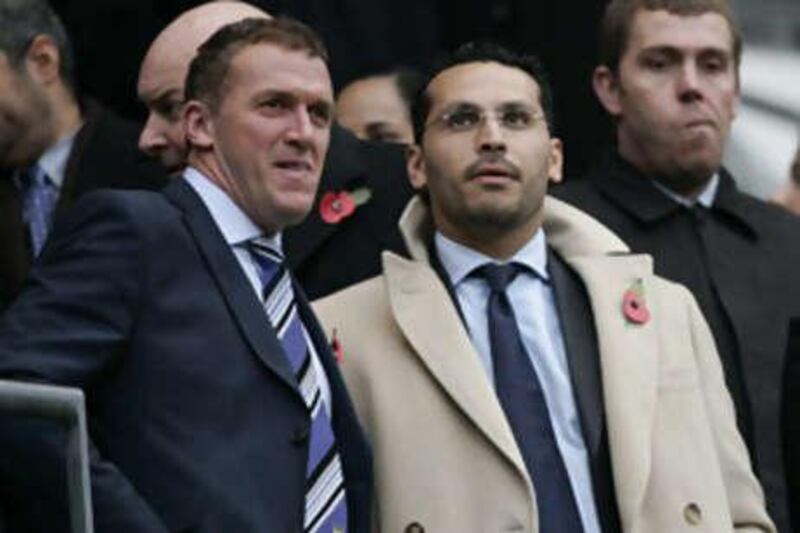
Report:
330,328,344,363
319,187,372,224
622,279,650,325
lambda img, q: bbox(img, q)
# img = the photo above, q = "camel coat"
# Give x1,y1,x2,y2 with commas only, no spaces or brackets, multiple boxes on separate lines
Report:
314,196,773,533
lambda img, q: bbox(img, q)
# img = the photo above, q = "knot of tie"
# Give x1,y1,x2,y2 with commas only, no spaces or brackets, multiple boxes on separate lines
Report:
475,262,522,293
248,237,285,289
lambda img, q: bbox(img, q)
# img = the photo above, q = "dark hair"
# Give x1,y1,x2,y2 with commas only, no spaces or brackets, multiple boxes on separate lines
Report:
599,0,742,73
0,0,75,88
410,42,555,143
185,16,328,111
792,144,800,186
391,67,424,109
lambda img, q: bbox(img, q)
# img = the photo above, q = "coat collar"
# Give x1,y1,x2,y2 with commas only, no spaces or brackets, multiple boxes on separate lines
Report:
591,151,758,240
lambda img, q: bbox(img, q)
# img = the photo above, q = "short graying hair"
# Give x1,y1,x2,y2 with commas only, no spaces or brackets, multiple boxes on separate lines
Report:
0,0,75,88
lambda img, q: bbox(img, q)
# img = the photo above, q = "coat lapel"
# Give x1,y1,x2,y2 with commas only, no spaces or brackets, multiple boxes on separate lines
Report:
565,252,658,531
383,252,528,477
163,180,298,392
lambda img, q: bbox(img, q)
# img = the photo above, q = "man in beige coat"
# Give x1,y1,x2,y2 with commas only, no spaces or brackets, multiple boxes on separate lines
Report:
314,42,772,532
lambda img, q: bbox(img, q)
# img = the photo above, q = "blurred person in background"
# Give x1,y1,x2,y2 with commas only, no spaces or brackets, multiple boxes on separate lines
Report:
335,68,422,144
0,0,166,313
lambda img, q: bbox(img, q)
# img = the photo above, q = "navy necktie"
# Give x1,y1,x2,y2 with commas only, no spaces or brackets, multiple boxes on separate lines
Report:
477,262,584,533
19,164,58,257
249,238,348,533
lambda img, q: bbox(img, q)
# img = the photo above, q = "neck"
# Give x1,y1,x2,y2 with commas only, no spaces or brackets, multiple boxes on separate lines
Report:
49,85,82,142
437,214,542,261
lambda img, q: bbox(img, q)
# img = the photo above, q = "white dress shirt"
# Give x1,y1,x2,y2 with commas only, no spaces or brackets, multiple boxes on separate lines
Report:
184,167,333,416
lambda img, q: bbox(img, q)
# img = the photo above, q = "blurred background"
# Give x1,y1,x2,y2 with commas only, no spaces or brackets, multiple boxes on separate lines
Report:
48,0,799,197
726,0,800,198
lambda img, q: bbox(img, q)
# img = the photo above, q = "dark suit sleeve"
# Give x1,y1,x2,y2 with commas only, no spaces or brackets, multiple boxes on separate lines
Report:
0,192,169,532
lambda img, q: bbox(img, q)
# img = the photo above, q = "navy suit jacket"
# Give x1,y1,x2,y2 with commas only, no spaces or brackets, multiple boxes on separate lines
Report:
0,178,371,532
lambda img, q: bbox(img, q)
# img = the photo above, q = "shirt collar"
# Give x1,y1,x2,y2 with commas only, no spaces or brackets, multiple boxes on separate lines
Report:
649,172,719,208
434,228,549,287
182,166,282,251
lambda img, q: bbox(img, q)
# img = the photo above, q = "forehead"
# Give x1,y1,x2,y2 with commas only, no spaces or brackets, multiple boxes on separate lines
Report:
223,43,333,101
337,76,404,115
426,61,541,111
626,10,735,56
137,42,188,101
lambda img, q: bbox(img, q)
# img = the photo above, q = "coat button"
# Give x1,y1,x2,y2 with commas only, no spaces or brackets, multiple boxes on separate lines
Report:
405,522,424,533
291,426,309,446
684,502,702,525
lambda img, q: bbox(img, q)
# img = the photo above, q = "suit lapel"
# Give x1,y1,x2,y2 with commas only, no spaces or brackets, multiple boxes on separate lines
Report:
547,248,604,458
383,253,527,477
565,252,658,530
163,180,297,392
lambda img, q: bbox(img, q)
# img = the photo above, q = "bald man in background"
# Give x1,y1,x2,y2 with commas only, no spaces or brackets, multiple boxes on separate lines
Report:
138,0,413,299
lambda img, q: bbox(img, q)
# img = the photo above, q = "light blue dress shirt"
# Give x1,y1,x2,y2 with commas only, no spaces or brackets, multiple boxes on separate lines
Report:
435,230,601,533
184,167,333,416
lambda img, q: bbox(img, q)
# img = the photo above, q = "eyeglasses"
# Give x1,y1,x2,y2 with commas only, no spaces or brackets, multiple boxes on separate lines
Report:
426,103,545,133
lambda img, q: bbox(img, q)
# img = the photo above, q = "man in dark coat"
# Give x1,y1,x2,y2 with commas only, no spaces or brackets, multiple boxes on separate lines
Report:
0,0,166,312
553,1,800,530
0,17,371,531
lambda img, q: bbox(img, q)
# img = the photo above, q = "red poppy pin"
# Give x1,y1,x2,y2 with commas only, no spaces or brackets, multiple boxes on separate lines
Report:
319,187,372,224
622,279,650,325
330,329,344,363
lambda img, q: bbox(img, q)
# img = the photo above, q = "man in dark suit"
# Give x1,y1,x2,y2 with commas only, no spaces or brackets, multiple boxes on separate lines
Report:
0,17,370,532
553,1,800,530
0,0,166,312
137,1,413,301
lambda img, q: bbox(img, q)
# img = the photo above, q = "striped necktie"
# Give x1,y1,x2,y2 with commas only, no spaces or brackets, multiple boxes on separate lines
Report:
19,164,58,257
249,237,348,533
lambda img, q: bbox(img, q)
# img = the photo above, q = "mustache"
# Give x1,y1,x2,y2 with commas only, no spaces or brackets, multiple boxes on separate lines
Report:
464,155,521,180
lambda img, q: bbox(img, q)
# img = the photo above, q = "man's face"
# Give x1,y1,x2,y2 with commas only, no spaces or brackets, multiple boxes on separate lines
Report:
596,9,740,193
0,53,54,169
137,50,188,175
408,61,562,248
336,75,413,144
196,43,333,234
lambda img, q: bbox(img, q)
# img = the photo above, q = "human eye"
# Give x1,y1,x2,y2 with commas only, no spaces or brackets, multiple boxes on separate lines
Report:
700,52,729,74
258,94,291,113
308,102,333,128
443,107,480,131
640,51,672,72
153,96,183,122
500,107,535,129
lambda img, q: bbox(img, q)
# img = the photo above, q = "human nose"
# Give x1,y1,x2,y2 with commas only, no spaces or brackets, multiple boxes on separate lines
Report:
138,114,167,155
475,113,506,153
285,107,315,144
677,62,704,104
